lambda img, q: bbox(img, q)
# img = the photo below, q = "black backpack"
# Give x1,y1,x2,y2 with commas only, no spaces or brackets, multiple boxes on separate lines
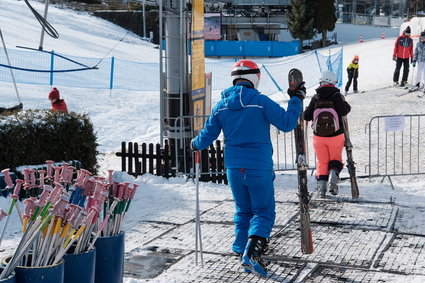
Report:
311,95,340,137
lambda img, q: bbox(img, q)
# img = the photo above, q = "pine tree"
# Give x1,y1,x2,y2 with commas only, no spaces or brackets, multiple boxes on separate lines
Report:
287,0,315,52
314,0,337,47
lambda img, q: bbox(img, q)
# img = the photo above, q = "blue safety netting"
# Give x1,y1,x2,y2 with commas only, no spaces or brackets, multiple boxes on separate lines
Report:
0,47,342,95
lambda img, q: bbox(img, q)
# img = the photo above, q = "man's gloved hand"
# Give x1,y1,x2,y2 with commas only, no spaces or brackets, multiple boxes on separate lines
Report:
190,139,197,151
412,59,416,67
287,82,306,100
393,56,397,61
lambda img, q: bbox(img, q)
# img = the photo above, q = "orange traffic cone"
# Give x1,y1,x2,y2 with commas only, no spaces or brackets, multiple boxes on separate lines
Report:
381,32,385,39
359,35,364,43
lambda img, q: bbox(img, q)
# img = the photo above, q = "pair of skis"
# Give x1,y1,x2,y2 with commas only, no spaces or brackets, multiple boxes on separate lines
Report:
342,116,359,199
289,69,314,254
395,88,424,97
288,69,360,254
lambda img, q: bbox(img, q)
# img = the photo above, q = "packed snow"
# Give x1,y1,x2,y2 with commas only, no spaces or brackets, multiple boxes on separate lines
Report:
1,0,425,282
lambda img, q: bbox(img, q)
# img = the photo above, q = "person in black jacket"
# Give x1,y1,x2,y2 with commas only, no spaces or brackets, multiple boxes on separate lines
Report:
304,71,351,197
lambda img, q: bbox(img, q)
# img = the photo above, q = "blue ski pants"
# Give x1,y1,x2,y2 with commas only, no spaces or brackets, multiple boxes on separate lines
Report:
226,168,276,254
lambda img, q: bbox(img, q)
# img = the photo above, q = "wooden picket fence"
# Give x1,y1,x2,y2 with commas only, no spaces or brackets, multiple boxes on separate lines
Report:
115,140,227,184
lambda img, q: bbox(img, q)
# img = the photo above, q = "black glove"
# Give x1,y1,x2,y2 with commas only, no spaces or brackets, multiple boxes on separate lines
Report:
412,60,416,67
287,82,306,100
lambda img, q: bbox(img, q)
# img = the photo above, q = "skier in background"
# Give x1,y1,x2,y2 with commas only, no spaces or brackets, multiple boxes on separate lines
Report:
392,26,414,87
344,55,359,95
48,87,68,113
304,71,351,198
410,31,425,93
191,60,305,278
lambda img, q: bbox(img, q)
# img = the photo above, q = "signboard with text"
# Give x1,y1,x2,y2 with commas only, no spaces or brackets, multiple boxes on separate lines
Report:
191,0,206,134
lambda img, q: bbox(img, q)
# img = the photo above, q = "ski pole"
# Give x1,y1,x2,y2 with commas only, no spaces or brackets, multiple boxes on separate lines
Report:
87,191,119,251
0,212,53,279
0,209,7,222
0,176,23,248
410,63,414,87
54,210,96,264
194,151,203,266
43,195,68,266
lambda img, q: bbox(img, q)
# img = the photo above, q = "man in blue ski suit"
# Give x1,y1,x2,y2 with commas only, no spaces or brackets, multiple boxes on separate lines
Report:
191,60,305,277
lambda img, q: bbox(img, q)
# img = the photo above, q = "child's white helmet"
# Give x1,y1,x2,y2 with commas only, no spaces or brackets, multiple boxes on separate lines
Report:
319,70,338,85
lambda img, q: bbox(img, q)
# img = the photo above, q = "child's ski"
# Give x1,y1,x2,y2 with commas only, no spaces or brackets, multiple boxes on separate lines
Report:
345,91,365,96
289,68,314,254
395,88,421,97
342,116,359,199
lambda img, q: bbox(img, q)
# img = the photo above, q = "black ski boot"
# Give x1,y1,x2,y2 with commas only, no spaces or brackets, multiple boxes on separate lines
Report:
317,180,327,198
328,169,340,195
241,236,268,278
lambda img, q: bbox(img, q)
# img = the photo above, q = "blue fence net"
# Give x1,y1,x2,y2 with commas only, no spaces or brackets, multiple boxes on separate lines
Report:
0,47,343,95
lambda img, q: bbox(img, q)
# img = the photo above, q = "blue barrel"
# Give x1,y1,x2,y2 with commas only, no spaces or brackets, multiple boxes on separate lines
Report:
63,248,96,283
0,268,15,283
9,257,64,283
94,232,124,283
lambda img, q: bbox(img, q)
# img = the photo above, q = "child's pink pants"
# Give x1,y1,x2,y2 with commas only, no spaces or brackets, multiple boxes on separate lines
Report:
313,134,345,176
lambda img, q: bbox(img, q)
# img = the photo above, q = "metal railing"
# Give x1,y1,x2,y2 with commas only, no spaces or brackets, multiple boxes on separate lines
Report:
338,12,406,27
366,114,425,181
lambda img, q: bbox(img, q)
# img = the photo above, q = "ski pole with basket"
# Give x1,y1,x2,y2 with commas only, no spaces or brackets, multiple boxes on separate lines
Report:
194,151,204,266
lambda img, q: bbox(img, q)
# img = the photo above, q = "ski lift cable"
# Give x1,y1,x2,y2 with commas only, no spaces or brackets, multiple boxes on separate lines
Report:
24,0,59,39
0,63,96,73
16,46,94,69
93,30,130,68
0,28,21,104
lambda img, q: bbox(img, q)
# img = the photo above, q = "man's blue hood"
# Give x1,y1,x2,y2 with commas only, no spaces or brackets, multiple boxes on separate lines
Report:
221,84,258,111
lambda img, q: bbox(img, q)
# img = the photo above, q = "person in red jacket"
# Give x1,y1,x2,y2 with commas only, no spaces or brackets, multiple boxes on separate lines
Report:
48,87,68,112
393,26,414,87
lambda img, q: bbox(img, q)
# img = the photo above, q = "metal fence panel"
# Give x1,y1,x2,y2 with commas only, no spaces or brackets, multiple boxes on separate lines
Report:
366,114,425,178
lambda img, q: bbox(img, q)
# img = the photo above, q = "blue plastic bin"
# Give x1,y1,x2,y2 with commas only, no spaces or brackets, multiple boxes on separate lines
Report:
3,256,64,283
94,232,124,283
63,248,96,283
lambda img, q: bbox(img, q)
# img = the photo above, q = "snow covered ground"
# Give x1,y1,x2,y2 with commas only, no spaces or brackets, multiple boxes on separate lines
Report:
1,0,425,282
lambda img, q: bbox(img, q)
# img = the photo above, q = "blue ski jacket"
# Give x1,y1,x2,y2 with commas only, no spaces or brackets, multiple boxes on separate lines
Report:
192,82,302,170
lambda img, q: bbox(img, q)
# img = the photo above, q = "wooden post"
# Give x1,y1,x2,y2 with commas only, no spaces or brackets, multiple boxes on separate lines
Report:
148,143,154,174
142,143,147,174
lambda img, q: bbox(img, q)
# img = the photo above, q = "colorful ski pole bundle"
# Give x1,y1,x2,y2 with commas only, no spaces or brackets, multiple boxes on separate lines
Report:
0,161,139,280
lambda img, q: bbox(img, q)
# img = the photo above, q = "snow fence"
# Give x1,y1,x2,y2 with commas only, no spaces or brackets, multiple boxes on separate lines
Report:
0,47,343,94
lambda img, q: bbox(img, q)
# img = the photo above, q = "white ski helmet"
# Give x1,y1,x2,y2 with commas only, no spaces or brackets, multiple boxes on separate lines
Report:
231,60,261,89
319,70,338,85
